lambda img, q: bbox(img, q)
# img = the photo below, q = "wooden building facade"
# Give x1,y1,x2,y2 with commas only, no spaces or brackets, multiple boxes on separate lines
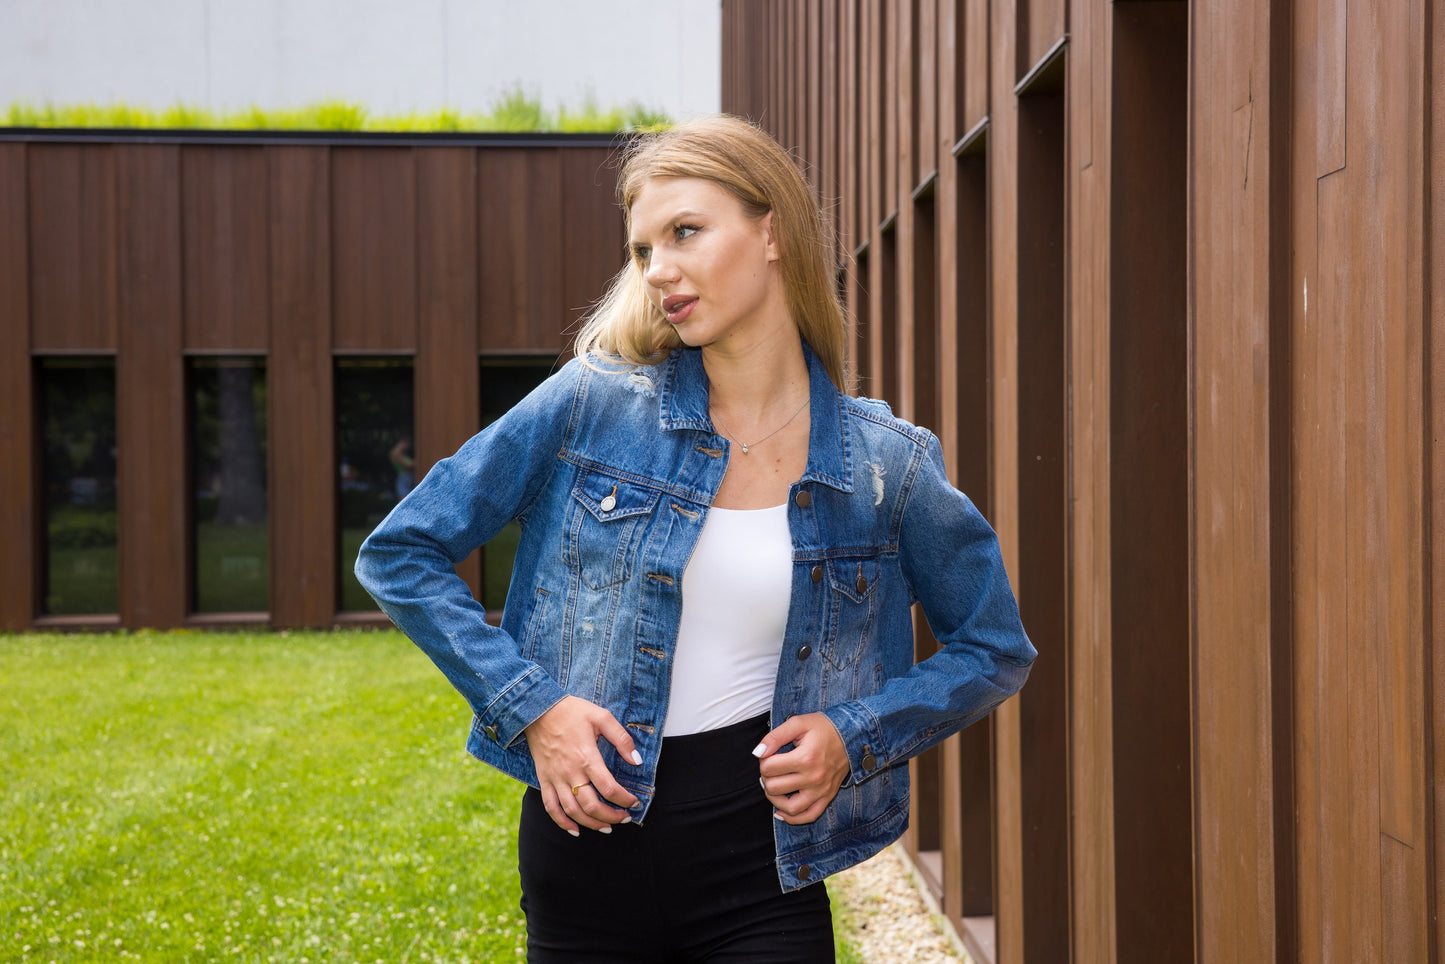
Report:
0,131,624,632
722,0,1442,961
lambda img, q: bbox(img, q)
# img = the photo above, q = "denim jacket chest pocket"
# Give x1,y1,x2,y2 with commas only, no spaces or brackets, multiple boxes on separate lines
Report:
565,472,660,590
820,555,884,671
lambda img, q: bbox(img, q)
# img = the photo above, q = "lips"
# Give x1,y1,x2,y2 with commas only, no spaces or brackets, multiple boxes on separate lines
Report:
661,294,699,325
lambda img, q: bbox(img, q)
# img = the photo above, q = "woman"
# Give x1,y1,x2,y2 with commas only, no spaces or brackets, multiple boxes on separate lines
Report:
356,115,1034,962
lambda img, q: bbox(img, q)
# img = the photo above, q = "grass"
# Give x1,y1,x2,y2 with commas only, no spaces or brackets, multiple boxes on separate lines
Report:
1,631,863,962
2,89,671,134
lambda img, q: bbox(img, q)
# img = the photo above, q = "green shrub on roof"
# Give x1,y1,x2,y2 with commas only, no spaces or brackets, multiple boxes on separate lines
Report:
2,88,670,133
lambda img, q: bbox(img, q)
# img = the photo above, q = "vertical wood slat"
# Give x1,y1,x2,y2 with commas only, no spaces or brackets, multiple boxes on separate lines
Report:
962,0,988,134
1015,86,1069,964
415,148,481,600
560,147,624,351
0,144,33,630
181,146,270,352
894,0,917,422
478,149,563,352
1107,7,1193,961
1431,0,1445,945
1065,0,1112,954
115,145,187,629
332,148,417,352
268,147,335,627
987,0,1026,953
916,0,937,186
1190,0,1283,954
27,145,118,352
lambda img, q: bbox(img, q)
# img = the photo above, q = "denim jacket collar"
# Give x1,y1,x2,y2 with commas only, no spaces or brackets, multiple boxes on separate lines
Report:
657,342,854,494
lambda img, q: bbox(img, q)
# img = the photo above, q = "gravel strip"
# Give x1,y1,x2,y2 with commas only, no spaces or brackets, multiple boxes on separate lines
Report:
831,847,972,964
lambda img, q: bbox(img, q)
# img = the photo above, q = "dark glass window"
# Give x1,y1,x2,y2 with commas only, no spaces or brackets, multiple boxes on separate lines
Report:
39,357,117,615
337,358,414,612
479,357,556,610
190,358,268,613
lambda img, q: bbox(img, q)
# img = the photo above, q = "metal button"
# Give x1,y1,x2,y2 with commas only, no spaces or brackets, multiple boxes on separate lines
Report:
484,723,499,742
797,645,811,661
856,573,868,594
794,489,811,508
811,565,823,583
599,494,617,512
797,864,811,881
862,749,877,771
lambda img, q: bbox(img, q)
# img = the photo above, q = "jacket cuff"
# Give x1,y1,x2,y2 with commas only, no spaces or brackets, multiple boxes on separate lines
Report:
822,700,888,787
479,667,568,749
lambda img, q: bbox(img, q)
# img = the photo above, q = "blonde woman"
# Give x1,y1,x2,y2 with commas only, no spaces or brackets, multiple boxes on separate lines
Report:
357,115,1034,962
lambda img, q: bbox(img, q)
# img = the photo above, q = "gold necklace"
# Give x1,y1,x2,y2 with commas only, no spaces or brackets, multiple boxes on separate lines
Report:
710,395,809,454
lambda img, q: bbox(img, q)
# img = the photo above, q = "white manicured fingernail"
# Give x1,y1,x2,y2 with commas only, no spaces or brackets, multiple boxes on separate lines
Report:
598,825,612,834
773,811,785,821
630,750,643,765
567,829,580,838
759,777,766,789
751,743,768,758
620,815,632,824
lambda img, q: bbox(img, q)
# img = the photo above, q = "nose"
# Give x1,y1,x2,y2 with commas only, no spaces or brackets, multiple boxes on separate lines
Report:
643,250,679,289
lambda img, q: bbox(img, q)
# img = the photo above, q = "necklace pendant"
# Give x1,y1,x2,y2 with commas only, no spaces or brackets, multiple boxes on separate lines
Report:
740,443,751,454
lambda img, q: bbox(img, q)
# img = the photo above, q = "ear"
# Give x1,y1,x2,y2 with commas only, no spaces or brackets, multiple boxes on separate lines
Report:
760,209,780,263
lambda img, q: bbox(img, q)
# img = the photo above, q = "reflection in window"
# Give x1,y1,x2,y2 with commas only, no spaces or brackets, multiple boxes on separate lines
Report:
39,358,117,615
479,356,556,610
191,358,268,613
337,358,414,612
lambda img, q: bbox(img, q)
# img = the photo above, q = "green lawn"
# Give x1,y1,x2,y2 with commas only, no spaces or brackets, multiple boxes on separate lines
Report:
1,631,861,962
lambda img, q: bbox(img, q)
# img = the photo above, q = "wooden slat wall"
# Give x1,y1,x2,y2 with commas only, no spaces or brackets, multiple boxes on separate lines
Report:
0,144,33,631
722,0,1442,960
181,147,270,352
0,135,623,631
115,146,187,629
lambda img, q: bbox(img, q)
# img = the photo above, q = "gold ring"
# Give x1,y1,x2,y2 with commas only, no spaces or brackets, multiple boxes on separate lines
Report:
570,783,588,795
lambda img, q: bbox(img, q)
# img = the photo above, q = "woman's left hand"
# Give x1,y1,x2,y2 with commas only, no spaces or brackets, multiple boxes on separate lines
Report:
754,713,851,824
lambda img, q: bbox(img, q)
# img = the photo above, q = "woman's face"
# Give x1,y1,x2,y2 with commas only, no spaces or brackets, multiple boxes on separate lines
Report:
628,176,786,352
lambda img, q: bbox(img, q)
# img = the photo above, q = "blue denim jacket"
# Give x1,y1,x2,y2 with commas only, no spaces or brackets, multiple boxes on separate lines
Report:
356,344,1034,891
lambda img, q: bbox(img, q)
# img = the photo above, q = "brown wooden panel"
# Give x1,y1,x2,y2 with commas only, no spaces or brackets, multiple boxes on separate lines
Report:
268,147,335,627
1316,0,1346,175
883,0,899,222
181,146,270,351
1108,6,1192,960
478,148,563,351
911,195,939,434
1432,0,1445,947
415,148,481,600
114,145,187,629
28,144,117,351
0,143,34,629
807,0,822,195
915,0,937,186
963,0,988,134
560,147,624,349
1025,0,1065,82
1014,86,1070,964
1190,0,1284,953
332,147,416,352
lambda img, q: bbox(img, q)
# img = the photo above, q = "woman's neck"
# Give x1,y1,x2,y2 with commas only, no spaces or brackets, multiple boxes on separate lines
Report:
701,328,810,422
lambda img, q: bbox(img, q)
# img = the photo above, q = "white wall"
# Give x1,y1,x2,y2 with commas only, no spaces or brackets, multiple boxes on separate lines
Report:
0,0,721,120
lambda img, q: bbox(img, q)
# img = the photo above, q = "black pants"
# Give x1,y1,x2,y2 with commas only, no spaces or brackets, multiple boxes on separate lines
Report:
518,713,835,963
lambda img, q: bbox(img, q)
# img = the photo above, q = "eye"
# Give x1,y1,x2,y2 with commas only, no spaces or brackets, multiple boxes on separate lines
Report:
674,224,699,241
629,243,651,266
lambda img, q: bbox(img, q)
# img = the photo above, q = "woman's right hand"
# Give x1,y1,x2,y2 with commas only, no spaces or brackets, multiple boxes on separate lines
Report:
524,695,643,836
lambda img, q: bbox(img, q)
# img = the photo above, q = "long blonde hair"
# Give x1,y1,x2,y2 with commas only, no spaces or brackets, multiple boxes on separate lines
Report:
573,115,849,391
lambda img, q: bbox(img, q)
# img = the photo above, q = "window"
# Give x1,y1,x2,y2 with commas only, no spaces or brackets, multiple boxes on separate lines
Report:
190,358,268,613
39,358,117,615
336,358,414,612
479,356,556,610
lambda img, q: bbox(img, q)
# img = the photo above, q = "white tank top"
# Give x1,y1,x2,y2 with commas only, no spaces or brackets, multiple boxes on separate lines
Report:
662,503,792,736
